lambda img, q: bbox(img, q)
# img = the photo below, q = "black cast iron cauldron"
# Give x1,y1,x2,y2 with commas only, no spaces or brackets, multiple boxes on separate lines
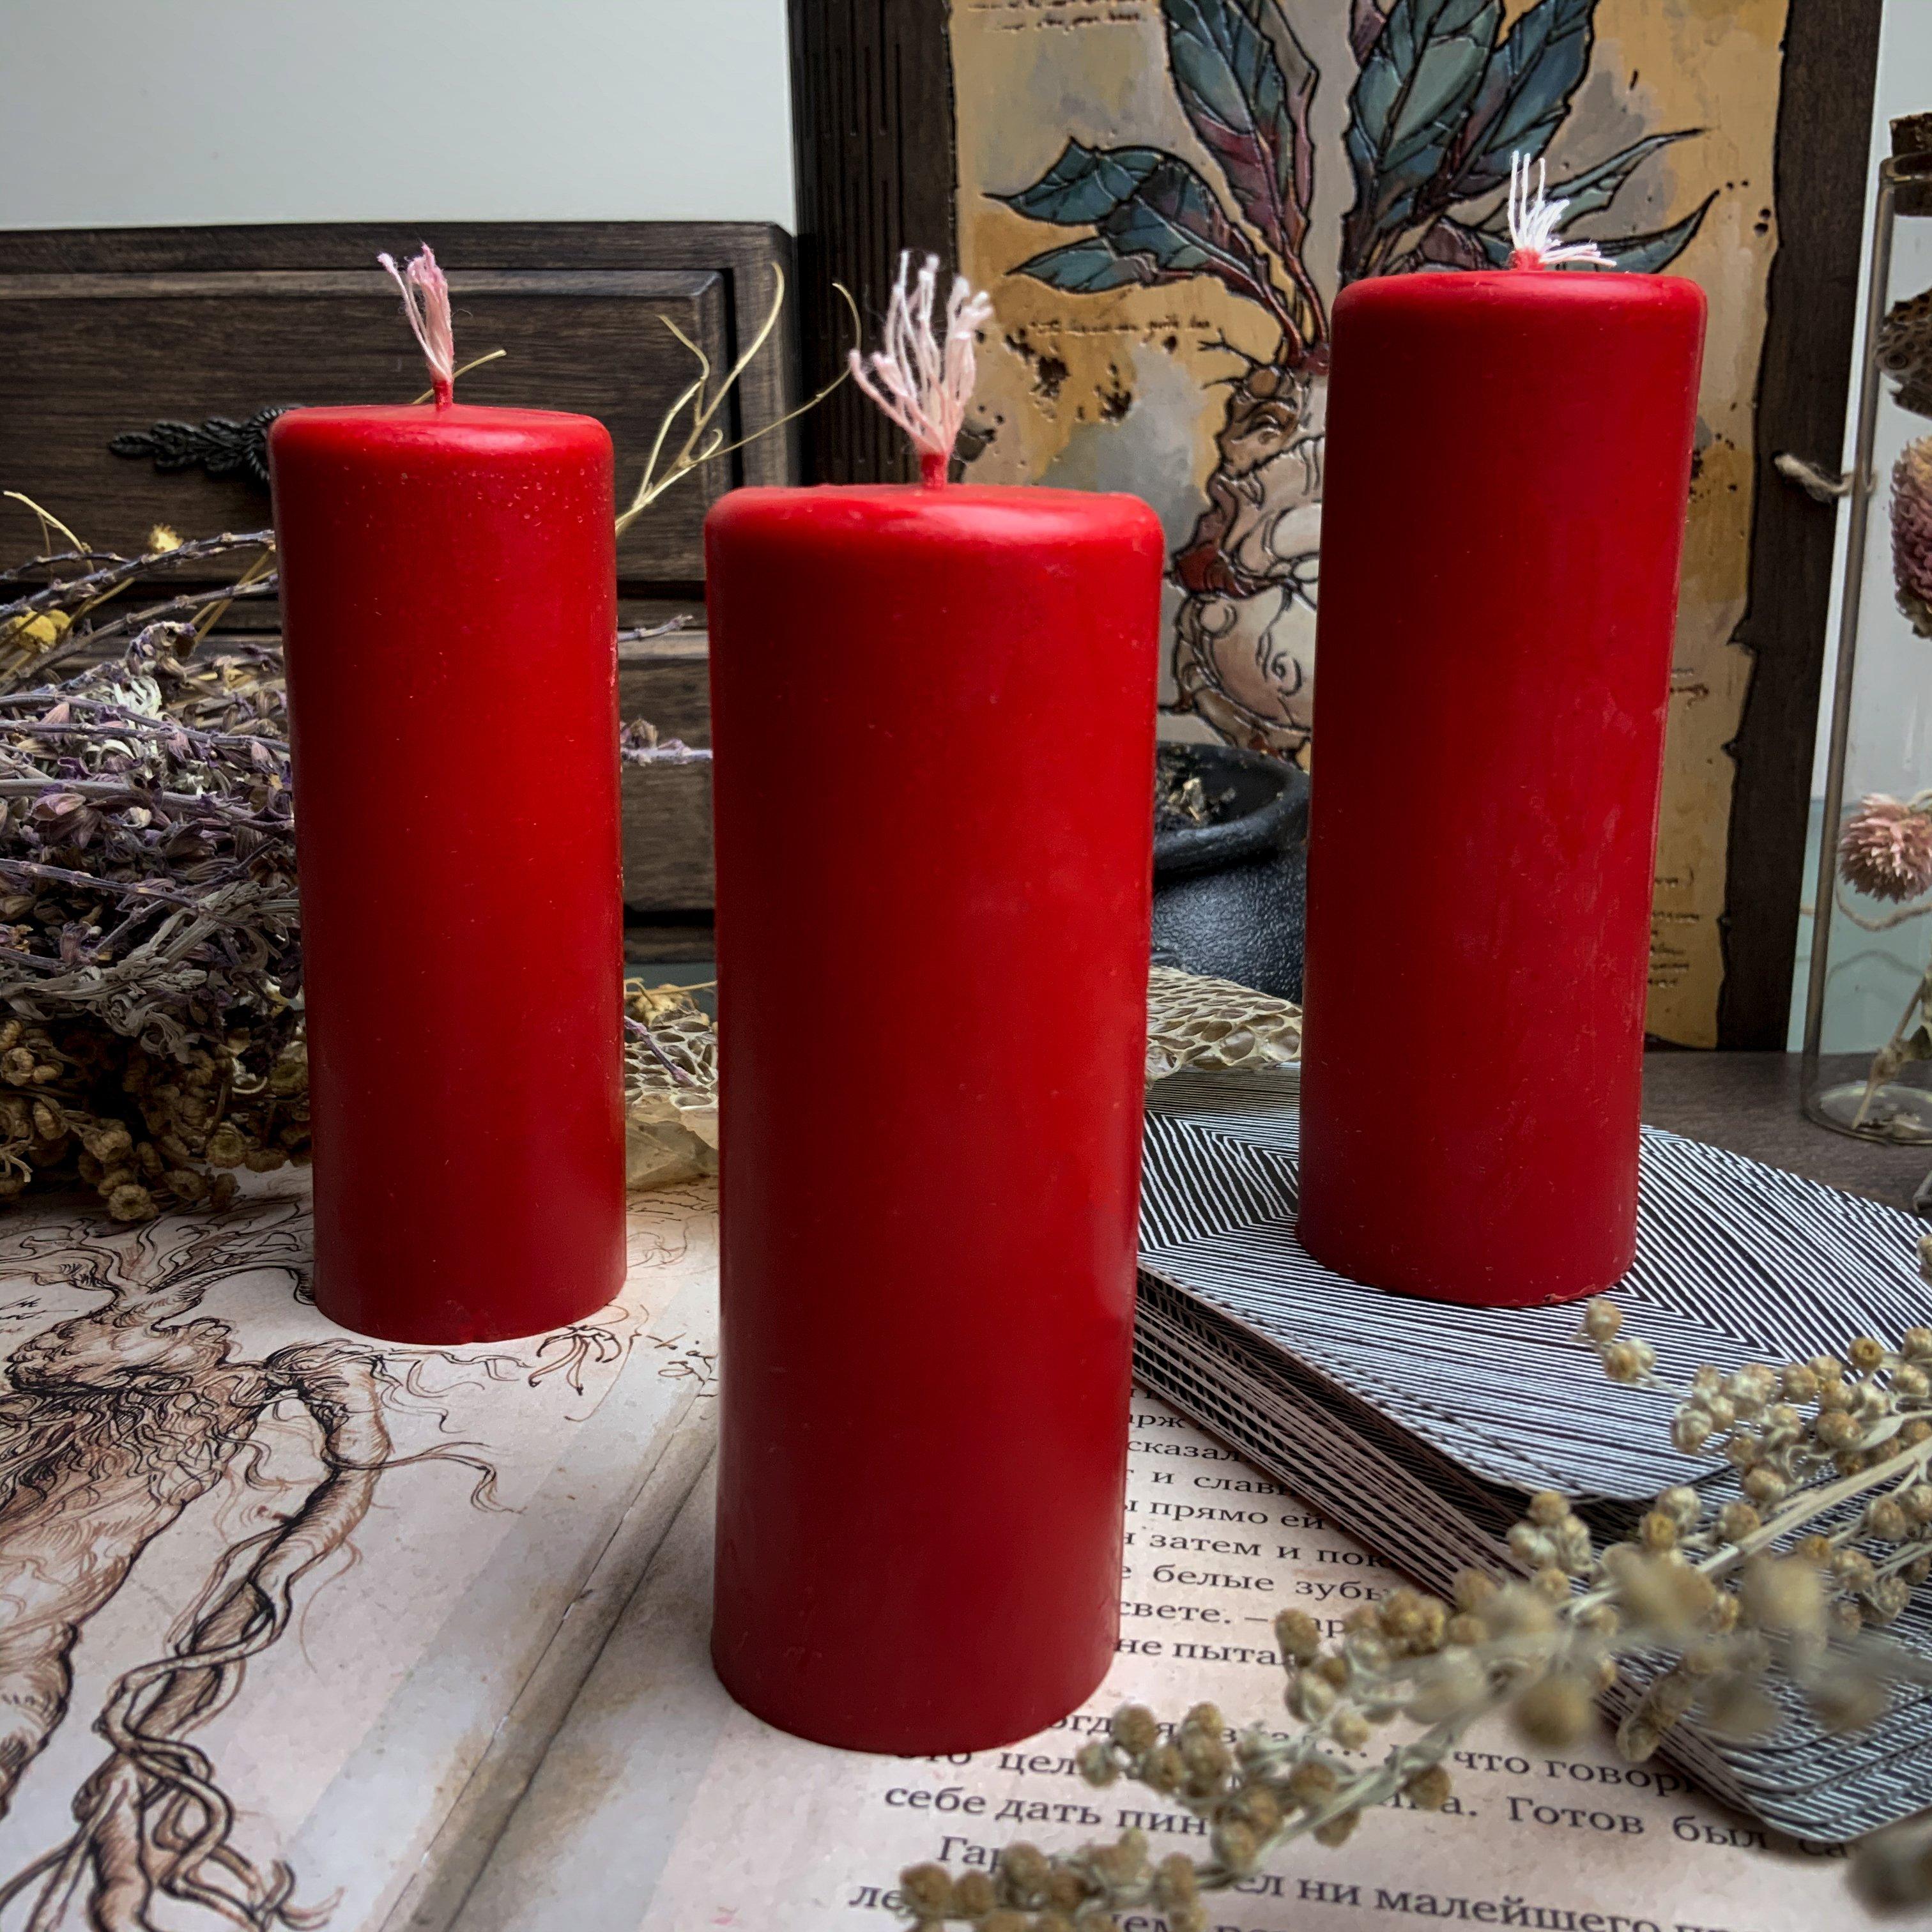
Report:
1151,742,1310,1003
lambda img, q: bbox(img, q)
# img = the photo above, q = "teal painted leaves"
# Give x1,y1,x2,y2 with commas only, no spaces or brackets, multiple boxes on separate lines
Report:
997,0,1711,362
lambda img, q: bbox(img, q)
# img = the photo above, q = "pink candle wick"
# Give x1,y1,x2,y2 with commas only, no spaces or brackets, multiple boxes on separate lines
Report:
848,252,993,485
378,245,457,407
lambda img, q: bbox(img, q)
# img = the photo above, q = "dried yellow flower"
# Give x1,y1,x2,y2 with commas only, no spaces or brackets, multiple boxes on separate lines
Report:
1273,1609,1321,1664
898,1863,954,1918
1514,1673,1593,1748
1312,1809,1360,1848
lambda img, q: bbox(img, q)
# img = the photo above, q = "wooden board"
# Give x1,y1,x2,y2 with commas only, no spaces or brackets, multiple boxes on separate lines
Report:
0,268,727,585
620,628,714,911
0,221,800,597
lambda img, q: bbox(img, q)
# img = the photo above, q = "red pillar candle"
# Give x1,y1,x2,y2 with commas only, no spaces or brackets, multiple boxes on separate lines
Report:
706,260,1163,1752
268,250,625,1344
1298,184,1705,1307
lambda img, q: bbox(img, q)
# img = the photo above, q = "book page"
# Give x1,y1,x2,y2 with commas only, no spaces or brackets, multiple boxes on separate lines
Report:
0,1177,720,1932
457,1387,1883,1932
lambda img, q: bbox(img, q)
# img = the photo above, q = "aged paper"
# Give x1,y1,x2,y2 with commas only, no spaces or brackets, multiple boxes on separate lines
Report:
949,0,1790,1045
0,1176,719,1932
458,1391,1883,1932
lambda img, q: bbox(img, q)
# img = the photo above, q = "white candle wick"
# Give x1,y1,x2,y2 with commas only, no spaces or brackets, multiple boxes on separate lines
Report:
378,245,457,408
1506,153,1610,272
848,252,994,487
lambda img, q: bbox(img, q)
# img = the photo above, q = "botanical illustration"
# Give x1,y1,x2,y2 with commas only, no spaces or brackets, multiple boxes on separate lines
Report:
0,1185,702,1931
953,0,1788,1044
988,0,1706,758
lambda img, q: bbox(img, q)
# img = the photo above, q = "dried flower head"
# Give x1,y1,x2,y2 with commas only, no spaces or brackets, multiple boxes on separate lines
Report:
1839,793,1932,903
1893,434,1932,639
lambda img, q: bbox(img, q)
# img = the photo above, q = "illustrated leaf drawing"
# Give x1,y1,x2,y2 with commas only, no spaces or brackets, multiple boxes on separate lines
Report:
1416,219,1493,270
1342,0,1502,261
1521,130,1700,224
1162,0,1318,264
1473,136,1708,268
1584,193,1716,272
1449,0,1595,196
1349,0,1391,64
1006,237,1158,294
1000,140,1294,330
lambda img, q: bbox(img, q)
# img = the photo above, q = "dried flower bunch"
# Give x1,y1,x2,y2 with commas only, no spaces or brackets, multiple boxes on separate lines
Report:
0,526,303,1218
892,1284,1932,1928
624,980,720,1189
1833,792,1932,1135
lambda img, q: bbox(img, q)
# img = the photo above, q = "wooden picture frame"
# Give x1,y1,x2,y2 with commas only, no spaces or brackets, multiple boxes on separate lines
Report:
788,0,1882,1050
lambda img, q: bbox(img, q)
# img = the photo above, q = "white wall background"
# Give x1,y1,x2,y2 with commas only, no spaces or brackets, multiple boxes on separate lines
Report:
0,0,794,230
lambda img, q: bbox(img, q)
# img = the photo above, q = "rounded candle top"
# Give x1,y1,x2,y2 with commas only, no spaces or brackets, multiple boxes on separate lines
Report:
269,402,611,468
1333,266,1706,329
705,482,1164,560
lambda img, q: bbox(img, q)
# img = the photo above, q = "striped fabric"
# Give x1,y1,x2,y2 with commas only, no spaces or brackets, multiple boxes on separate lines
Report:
1135,1066,1932,1843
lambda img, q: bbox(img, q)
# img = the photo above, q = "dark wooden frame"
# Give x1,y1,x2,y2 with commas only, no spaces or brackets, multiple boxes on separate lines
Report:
1716,0,1884,1047
788,0,956,486
787,0,1884,1048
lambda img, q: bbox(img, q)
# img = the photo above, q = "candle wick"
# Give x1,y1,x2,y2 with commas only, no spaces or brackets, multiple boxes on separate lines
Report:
849,252,993,483
378,245,459,405
1505,153,1609,272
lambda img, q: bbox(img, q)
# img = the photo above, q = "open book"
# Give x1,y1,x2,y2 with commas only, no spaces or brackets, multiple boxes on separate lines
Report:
1135,1066,1932,1846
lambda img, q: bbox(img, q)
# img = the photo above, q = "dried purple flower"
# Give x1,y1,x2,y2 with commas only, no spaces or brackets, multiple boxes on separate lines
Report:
1894,436,1932,640
1839,793,1932,903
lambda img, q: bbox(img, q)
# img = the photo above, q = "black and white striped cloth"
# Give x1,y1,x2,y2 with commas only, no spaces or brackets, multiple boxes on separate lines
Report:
1135,1066,1932,1843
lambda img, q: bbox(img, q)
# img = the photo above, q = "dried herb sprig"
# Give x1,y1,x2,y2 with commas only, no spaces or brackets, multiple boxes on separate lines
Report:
892,1273,1932,1929
0,598,303,1220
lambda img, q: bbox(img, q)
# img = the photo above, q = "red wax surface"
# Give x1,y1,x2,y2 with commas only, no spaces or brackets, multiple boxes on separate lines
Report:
1298,271,1706,1307
270,404,625,1344
705,484,1163,1752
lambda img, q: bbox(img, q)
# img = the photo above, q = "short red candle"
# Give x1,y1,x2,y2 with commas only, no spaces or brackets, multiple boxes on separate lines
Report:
705,484,1163,1752
1298,270,1705,1307
269,404,625,1344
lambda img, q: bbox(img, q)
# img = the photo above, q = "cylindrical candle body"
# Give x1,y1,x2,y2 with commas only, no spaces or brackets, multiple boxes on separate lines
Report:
1298,272,1706,1307
270,405,625,1344
707,484,1163,1752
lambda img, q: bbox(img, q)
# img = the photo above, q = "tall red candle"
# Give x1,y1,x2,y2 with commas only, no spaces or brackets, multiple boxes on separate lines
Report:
268,259,624,1344
705,470,1162,1749
1298,254,1705,1307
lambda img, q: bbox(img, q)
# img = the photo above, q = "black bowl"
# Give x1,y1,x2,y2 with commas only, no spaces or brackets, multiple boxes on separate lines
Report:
1151,742,1310,1002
